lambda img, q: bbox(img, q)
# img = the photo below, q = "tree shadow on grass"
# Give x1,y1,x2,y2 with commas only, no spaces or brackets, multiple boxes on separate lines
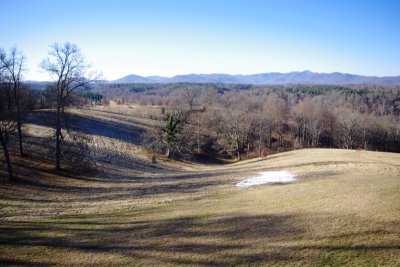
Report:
0,213,303,265
84,108,158,129
2,152,236,205
0,259,52,266
1,211,399,265
25,110,145,145
2,212,400,265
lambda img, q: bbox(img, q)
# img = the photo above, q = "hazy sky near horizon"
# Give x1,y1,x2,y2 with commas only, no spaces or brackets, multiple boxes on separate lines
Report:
1,0,399,81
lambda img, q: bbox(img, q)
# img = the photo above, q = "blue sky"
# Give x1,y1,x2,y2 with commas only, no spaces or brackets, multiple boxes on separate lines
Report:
1,0,399,80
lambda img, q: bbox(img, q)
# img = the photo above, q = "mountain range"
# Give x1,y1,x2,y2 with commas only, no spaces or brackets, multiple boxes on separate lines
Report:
113,71,400,85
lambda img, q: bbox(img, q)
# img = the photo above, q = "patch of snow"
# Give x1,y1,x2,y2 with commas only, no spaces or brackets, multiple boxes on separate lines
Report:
236,171,296,187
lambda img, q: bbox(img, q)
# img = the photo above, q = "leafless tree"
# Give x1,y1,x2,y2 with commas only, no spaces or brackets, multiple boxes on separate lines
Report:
0,47,26,157
181,87,201,110
201,88,219,109
358,113,373,150
243,107,259,158
40,42,99,170
216,99,247,160
186,110,207,155
0,50,15,180
263,97,286,149
334,109,359,149
292,98,325,147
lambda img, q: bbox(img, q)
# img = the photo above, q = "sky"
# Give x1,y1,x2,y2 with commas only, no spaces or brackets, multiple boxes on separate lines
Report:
1,0,399,81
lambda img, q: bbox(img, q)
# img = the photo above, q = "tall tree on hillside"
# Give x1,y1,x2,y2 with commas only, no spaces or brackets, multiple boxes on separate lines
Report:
0,49,15,180
40,42,98,170
0,47,26,157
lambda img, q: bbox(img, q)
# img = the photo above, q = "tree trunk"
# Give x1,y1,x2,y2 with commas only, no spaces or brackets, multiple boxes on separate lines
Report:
14,83,24,157
258,121,263,157
197,124,201,154
235,140,241,161
0,133,14,181
55,107,62,170
362,130,368,150
16,112,24,157
268,130,272,149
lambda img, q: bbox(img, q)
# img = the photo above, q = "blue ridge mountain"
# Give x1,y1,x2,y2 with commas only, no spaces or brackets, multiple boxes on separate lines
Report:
113,70,400,85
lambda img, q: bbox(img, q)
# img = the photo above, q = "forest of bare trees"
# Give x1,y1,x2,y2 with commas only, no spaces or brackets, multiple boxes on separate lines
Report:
94,83,400,159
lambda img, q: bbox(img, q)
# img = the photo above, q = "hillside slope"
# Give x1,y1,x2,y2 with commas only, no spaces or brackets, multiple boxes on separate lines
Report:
1,108,399,265
1,127,399,267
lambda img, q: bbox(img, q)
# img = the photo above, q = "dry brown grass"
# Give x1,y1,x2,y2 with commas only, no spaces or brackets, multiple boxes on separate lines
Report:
0,107,399,266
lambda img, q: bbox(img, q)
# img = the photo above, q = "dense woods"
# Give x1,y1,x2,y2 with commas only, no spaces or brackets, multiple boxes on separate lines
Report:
94,82,400,159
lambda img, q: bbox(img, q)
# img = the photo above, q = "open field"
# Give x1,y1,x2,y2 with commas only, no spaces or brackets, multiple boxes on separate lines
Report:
1,108,400,266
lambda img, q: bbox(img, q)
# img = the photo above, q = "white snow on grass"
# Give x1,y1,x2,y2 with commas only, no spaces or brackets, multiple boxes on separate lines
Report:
236,171,296,187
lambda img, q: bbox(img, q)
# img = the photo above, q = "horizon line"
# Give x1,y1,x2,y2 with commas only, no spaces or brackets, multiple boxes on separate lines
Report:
115,70,400,79
25,70,400,83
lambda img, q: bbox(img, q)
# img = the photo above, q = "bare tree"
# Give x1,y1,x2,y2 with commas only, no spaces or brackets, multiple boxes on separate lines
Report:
292,98,325,147
358,113,373,150
185,110,207,155
0,50,15,180
334,109,358,149
0,47,26,157
40,42,98,170
217,100,247,160
201,88,219,109
263,97,286,149
181,87,201,110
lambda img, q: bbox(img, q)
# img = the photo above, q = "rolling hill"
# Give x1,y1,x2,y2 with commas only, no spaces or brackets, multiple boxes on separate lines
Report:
1,106,399,266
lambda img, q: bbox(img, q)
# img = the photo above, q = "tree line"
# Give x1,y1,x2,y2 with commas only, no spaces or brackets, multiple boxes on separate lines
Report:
94,82,400,159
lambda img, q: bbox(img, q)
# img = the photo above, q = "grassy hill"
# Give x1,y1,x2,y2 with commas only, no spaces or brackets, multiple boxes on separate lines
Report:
0,108,399,266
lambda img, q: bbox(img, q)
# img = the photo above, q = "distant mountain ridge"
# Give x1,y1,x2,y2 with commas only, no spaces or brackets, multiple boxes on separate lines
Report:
113,71,400,85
